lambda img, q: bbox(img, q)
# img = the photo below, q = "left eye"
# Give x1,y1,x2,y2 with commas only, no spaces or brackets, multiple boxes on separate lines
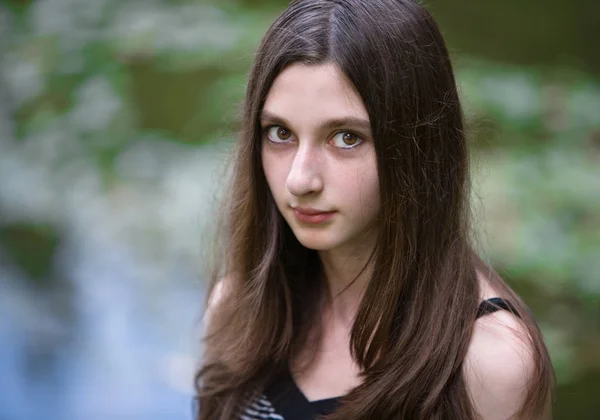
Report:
331,131,363,149
265,125,295,143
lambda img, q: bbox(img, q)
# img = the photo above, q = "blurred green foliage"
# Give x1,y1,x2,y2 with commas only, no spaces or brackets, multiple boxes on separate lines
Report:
1,0,598,417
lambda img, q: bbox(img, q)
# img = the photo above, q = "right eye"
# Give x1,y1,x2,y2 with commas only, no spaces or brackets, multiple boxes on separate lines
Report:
264,125,295,143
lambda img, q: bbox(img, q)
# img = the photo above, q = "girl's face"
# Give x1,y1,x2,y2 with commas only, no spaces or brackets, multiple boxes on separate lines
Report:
261,62,380,254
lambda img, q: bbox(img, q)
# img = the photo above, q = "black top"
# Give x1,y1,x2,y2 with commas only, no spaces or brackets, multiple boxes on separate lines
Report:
240,297,518,420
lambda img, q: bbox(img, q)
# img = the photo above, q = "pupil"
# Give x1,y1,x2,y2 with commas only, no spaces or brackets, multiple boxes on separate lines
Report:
278,128,290,139
344,133,356,144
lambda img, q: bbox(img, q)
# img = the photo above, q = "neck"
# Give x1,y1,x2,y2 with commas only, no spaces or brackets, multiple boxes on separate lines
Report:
318,242,375,325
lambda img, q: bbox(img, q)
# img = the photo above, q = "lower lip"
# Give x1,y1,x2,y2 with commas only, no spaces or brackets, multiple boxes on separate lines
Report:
293,209,336,224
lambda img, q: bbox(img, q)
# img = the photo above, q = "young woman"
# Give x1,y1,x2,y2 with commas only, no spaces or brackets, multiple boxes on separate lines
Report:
195,0,554,419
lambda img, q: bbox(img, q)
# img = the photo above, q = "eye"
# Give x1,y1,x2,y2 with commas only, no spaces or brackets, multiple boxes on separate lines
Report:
265,125,295,143
330,131,363,149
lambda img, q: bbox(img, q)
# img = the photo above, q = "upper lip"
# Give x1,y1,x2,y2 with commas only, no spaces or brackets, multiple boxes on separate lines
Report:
293,206,335,215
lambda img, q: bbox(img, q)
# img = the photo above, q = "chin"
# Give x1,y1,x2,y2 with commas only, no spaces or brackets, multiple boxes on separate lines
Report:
290,228,340,251
297,240,334,251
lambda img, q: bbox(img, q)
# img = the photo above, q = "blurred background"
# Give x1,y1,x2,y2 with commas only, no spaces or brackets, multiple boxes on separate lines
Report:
0,0,598,419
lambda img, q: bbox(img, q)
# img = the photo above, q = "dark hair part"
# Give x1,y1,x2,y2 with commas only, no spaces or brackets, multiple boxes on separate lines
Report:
195,0,554,419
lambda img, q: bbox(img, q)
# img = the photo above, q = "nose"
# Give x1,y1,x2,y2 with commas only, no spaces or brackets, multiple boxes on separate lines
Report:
286,143,323,197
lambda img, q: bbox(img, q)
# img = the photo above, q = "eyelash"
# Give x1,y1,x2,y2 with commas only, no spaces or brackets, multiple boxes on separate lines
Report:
261,124,364,149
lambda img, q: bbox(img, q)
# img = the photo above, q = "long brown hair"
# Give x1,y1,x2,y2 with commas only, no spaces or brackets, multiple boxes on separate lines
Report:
195,0,553,418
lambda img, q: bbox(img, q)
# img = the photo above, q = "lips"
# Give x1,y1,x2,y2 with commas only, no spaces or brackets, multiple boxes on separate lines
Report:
294,206,332,215
292,206,336,224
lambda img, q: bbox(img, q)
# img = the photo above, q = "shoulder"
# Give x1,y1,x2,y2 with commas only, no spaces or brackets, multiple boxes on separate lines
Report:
464,308,539,420
207,277,229,307
203,277,232,330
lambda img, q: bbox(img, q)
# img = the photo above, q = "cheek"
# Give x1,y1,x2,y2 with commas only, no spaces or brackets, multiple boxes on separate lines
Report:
366,168,380,202
262,151,288,199
334,161,380,218
352,155,380,213
358,171,381,214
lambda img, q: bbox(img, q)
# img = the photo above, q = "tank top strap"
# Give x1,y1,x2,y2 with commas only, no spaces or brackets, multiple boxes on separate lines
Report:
476,297,520,319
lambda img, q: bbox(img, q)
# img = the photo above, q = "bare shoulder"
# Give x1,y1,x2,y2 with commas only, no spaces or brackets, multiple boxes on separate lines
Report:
207,277,230,306
465,267,552,419
203,276,232,329
464,308,538,420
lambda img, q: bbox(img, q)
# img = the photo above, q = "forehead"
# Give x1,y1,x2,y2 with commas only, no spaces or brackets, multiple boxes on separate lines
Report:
262,62,369,122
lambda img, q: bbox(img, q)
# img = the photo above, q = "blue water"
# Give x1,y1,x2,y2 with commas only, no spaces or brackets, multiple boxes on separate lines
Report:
0,234,205,420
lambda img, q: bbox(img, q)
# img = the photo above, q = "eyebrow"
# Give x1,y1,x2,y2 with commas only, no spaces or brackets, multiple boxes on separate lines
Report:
260,110,372,135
